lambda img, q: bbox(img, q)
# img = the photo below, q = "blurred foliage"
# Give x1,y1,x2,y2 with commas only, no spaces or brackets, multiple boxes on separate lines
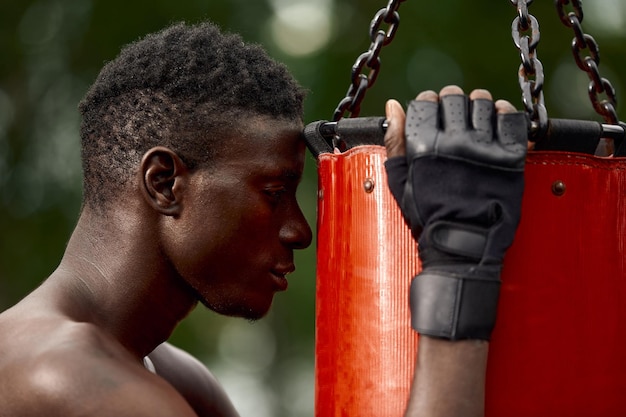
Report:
1,0,626,415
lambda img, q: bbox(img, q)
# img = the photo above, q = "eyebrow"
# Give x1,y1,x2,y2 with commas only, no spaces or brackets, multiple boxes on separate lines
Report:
282,168,301,181
261,168,301,182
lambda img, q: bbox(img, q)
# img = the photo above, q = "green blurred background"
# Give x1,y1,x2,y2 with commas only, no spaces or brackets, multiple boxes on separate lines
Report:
1,0,625,415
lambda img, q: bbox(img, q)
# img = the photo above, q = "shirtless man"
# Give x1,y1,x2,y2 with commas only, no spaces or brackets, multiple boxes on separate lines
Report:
0,20,526,417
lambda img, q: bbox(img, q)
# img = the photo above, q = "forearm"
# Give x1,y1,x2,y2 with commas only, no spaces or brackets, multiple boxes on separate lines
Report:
404,337,489,417
384,86,525,417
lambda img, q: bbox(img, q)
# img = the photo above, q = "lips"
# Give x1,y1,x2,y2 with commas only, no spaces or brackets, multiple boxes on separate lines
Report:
271,272,288,291
271,264,295,291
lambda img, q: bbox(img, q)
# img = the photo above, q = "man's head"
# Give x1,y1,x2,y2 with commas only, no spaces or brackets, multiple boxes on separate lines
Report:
76,21,311,320
78,21,306,210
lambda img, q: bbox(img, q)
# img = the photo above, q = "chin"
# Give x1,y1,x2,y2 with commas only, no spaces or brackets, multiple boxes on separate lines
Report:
190,280,275,320
202,296,273,321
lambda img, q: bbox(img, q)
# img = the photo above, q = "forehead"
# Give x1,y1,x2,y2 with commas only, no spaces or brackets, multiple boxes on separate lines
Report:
212,115,306,175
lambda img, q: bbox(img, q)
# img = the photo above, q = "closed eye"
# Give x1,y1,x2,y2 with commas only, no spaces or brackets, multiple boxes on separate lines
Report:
264,187,288,203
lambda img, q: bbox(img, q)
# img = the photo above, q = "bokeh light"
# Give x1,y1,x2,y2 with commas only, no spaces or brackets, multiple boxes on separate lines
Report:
268,0,334,57
586,0,626,38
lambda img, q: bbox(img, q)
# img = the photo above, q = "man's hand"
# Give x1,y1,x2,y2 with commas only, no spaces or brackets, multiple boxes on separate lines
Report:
384,85,527,341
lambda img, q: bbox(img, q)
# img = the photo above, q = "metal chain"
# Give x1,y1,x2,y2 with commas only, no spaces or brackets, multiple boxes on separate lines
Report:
332,0,406,121
510,0,548,139
555,0,619,125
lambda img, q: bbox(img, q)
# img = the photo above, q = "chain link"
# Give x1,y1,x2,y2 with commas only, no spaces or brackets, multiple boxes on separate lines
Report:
332,0,406,121
555,0,619,125
510,0,548,139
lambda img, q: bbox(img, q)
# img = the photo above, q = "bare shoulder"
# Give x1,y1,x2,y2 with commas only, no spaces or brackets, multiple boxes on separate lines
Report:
148,342,240,417
0,320,197,417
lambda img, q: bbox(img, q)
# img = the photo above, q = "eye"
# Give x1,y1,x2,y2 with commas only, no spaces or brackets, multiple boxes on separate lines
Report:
264,187,288,203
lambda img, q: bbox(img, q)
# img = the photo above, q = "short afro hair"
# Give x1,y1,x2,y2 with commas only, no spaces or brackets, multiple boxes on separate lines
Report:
78,21,306,210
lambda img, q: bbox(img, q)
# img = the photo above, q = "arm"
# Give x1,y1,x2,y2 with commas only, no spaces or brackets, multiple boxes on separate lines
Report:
148,342,240,417
383,86,527,417
405,337,488,416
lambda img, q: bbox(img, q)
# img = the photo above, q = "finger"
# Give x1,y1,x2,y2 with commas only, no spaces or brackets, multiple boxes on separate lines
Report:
469,89,495,136
496,112,529,153
494,100,532,149
407,90,438,133
384,99,407,158
439,85,464,97
469,88,492,101
439,85,468,131
494,99,517,114
416,89,438,102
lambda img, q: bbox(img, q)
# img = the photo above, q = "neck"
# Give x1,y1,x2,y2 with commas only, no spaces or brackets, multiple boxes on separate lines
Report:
41,205,198,358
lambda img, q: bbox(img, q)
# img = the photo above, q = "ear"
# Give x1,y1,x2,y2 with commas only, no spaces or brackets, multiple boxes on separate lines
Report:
140,146,188,216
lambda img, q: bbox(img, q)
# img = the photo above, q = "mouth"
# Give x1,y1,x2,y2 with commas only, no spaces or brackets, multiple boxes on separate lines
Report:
271,265,295,291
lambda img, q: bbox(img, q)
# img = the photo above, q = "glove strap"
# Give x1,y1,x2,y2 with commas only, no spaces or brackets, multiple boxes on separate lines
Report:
425,221,488,260
410,267,501,340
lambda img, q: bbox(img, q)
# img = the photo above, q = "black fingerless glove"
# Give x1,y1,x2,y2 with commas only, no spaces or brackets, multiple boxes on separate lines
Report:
385,95,527,340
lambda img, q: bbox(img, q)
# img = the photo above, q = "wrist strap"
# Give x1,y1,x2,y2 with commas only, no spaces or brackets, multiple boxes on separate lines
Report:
410,267,501,340
426,221,488,260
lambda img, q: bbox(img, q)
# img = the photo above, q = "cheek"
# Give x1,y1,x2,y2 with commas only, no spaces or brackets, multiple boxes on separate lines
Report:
166,177,281,275
181,200,273,269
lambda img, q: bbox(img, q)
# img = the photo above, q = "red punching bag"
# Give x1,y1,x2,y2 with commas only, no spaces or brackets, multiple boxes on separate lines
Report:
314,145,626,416
315,146,418,416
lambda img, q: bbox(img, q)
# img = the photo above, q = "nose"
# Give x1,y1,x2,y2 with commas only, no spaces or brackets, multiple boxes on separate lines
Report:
281,202,313,250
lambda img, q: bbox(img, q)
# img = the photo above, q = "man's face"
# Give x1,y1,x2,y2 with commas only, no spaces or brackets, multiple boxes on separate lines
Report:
169,115,312,319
